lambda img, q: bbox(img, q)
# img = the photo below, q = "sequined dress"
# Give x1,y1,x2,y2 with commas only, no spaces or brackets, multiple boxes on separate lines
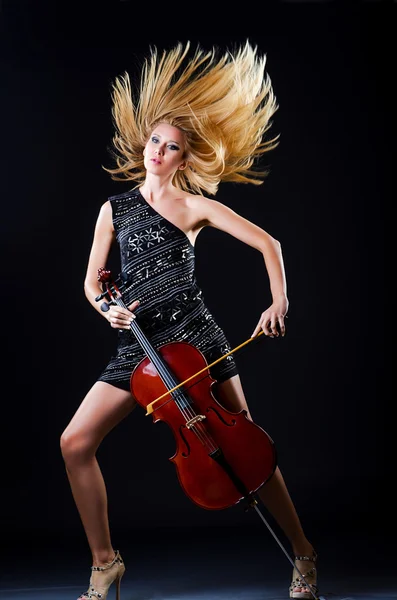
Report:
97,189,238,391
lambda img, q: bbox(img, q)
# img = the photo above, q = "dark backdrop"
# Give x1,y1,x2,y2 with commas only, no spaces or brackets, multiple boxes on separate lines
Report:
0,2,392,555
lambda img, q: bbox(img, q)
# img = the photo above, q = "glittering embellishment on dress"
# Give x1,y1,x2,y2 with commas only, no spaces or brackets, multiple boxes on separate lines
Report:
97,189,238,391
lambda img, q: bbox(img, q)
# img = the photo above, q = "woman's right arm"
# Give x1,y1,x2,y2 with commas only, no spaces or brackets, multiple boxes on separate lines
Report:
84,201,139,328
84,200,115,319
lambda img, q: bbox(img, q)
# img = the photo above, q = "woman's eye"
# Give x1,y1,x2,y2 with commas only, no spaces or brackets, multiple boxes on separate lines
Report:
169,145,179,151
151,137,159,143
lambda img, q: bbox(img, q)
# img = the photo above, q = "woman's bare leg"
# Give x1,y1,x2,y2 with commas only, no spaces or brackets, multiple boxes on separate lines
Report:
60,382,136,567
214,375,316,593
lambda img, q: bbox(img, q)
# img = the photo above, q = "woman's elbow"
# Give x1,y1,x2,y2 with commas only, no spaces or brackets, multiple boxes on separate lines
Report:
83,279,95,300
259,234,281,253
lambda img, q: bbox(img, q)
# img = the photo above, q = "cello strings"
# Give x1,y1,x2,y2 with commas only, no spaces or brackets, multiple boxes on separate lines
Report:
113,297,216,451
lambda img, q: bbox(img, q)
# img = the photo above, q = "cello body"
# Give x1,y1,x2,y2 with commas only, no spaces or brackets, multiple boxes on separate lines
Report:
130,341,277,510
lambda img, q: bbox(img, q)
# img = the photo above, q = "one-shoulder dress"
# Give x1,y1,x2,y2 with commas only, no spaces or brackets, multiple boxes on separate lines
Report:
97,188,239,392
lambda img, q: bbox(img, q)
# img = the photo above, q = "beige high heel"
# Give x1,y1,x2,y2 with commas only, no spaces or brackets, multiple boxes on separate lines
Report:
78,550,125,600
289,551,318,599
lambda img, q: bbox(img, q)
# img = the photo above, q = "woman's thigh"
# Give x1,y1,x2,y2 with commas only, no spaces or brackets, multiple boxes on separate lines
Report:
61,381,137,452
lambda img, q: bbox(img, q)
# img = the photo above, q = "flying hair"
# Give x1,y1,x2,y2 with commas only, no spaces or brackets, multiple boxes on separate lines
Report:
103,40,280,196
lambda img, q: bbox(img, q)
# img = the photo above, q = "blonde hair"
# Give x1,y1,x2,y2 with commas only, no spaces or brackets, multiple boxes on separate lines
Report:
103,40,280,196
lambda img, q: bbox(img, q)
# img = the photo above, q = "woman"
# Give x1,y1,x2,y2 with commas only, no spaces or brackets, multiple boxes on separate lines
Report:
60,41,318,600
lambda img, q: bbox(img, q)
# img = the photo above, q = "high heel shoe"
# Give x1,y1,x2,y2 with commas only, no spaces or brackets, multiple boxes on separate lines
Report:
289,551,318,599
78,550,125,600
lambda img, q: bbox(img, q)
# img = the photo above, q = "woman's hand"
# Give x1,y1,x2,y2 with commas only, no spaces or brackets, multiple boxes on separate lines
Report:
251,300,288,338
106,300,140,329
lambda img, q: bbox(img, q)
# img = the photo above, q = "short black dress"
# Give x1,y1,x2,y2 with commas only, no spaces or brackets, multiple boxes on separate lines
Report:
97,189,239,392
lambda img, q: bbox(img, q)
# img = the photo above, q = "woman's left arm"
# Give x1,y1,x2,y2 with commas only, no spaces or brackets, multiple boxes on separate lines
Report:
200,197,289,338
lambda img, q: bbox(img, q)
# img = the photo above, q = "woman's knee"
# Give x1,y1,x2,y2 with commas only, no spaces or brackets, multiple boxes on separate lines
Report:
60,429,97,467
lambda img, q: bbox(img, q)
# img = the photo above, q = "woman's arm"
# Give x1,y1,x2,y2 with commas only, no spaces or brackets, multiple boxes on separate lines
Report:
199,197,289,337
84,201,139,328
84,201,116,319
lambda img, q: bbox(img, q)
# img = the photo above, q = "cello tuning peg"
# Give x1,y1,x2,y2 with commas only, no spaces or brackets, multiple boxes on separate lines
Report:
100,301,116,312
100,301,110,312
95,290,109,302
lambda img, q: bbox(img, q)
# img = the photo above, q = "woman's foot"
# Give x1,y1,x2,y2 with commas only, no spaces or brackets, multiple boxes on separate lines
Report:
78,550,125,600
289,549,318,599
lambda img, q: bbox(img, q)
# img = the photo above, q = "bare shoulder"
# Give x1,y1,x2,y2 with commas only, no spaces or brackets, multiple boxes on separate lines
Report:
96,200,114,230
99,199,113,216
174,189,277,251
183,192,226,225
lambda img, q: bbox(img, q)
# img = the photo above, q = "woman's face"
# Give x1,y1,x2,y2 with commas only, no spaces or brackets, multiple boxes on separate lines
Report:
143,123,187,176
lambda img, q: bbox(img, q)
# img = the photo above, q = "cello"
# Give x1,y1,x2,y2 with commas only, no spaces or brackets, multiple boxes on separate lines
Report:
96,268,321,599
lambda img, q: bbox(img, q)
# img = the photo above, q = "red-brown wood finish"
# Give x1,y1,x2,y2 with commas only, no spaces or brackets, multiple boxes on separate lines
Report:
130,342,277,511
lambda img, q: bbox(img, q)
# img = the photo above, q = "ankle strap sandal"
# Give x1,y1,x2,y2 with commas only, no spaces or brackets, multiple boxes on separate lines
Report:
78,550,125,600
91,549,124,571
289,551,318,599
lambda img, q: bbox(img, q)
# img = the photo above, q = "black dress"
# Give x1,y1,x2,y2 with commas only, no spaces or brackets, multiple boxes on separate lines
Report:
97,189,239,392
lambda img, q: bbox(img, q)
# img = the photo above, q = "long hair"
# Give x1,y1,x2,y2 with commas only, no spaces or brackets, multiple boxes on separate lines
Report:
103,40,280,196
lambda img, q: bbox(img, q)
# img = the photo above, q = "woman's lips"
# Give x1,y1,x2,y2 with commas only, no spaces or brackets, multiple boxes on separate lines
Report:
151,158,162,164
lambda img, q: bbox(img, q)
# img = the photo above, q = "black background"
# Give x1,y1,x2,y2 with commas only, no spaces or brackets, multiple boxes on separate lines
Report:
0,1,392,558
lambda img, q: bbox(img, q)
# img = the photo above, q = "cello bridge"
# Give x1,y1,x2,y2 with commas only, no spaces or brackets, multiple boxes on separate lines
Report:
185,415,206,429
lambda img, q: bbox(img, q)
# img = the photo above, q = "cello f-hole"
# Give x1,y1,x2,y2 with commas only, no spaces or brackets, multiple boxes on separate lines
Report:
206,406,237,427
179,425,191,457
